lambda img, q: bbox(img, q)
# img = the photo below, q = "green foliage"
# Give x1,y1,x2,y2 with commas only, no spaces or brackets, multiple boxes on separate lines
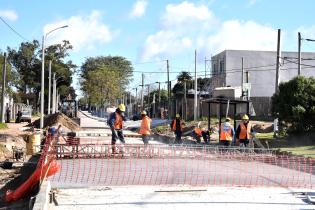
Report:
7,40,76,107
80,56,133,105
272,76,315,132
0,123,8,129
0,53,16,95
172,71,210,95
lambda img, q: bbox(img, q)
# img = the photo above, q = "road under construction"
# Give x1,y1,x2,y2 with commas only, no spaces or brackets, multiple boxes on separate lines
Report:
34,111,315,210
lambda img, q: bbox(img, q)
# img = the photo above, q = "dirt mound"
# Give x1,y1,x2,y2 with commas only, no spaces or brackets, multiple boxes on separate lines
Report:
29,113,80,131
253,123,273,133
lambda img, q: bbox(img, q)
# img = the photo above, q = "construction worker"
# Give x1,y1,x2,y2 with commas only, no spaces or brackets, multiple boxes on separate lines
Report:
219,117,235,147
201,127,213,144
107,104,126,154
138,110,152,146
235,114,253,147
192,126,203,144
171,114,185,144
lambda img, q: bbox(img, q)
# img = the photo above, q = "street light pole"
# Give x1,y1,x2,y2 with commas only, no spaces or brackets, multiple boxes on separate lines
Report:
40,25,68,129
40,35,45,128
52,73,56,114
48,60,52,114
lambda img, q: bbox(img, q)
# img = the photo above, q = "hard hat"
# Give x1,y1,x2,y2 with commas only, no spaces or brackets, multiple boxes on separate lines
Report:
225,117,231,122
176,114,180,118
118,104,125,112
141,110,147,115
242,114,249,120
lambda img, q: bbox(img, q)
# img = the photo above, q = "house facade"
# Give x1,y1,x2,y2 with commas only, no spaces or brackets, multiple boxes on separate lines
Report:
209,50,315,117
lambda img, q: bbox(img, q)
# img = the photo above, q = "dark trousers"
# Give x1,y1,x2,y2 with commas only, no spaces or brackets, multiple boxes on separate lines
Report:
174,131,182,144
219,140,231,147
239,139,249,147
192,132,201,143
111,129,125,145
142,135,150,144
201,131,210,143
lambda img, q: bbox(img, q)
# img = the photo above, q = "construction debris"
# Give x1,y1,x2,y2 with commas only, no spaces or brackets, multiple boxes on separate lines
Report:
29,113,80,131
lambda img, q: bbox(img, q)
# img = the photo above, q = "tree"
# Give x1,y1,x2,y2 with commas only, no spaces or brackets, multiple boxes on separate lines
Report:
83,65,121,105
0,52,16,96
272,76,315,132
80,56,133,106
7,40,40,94
7,40,76,108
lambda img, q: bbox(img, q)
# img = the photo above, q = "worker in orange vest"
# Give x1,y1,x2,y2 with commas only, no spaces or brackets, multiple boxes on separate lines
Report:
138,110,152,146
192,126,203,144
235,114,253,147
107,104,126,153
219,117,235,147
171,114,185,144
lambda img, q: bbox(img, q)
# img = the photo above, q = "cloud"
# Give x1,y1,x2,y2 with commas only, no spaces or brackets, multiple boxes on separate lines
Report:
295,25,315,39
141,1,217,60
43,10,116,51
0,9,18,21
140,1,277,61
129,0,148,18
162,1,215,28
204,20,277,52
247,0,257,7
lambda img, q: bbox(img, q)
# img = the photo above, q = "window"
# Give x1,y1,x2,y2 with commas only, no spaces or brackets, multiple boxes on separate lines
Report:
212,63,217,75
220,60,224,73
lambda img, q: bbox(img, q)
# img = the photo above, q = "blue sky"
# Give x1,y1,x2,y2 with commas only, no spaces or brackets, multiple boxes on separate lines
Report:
1,0,315,96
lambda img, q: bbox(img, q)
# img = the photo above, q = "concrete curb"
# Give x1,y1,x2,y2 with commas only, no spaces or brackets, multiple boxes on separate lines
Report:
80,111,106,122
33,180,51,210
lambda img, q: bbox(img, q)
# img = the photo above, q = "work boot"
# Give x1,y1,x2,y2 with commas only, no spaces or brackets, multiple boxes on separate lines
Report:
112,145,118,154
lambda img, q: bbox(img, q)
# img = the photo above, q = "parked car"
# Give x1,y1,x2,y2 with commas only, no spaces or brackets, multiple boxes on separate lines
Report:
20,109,32,123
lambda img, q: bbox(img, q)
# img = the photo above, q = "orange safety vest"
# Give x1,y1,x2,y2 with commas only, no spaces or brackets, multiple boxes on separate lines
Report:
172,119,184,131
139,116,152,135
239,122,251,140
220,123,233,141
114,112,123,130
194,128,202,137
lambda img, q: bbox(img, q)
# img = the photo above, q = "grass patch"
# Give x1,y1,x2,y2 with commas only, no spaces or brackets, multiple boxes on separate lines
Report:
280,146,315,158
0,123,8,129
0,144,6,153
152,125,169,133
255,132,274,140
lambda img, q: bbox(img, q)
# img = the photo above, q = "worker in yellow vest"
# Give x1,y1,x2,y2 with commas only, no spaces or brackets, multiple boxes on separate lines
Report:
138,110,152,146
219,117,235,147
235,114,253,147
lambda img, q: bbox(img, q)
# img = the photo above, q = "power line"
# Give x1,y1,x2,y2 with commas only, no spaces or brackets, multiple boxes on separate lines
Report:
0,17,28,41
282,58,315,68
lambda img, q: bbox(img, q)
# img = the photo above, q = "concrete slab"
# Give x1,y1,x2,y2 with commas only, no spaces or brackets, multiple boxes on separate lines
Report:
49,186,315,210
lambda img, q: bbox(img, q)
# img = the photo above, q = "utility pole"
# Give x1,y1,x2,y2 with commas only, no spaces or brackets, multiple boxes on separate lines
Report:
135,87,138,114
184,80,187,121
204,57,207,78
194,50,197,121
298,32,302,76
158,82,161,118
275,29,281,94
167,60,170,120
48,60,52,114
0,53,7,123
147,84,150,115
241,57,244,99
141,73,144,111
245,71,250,100
52,73,56,114
129,91,132,118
